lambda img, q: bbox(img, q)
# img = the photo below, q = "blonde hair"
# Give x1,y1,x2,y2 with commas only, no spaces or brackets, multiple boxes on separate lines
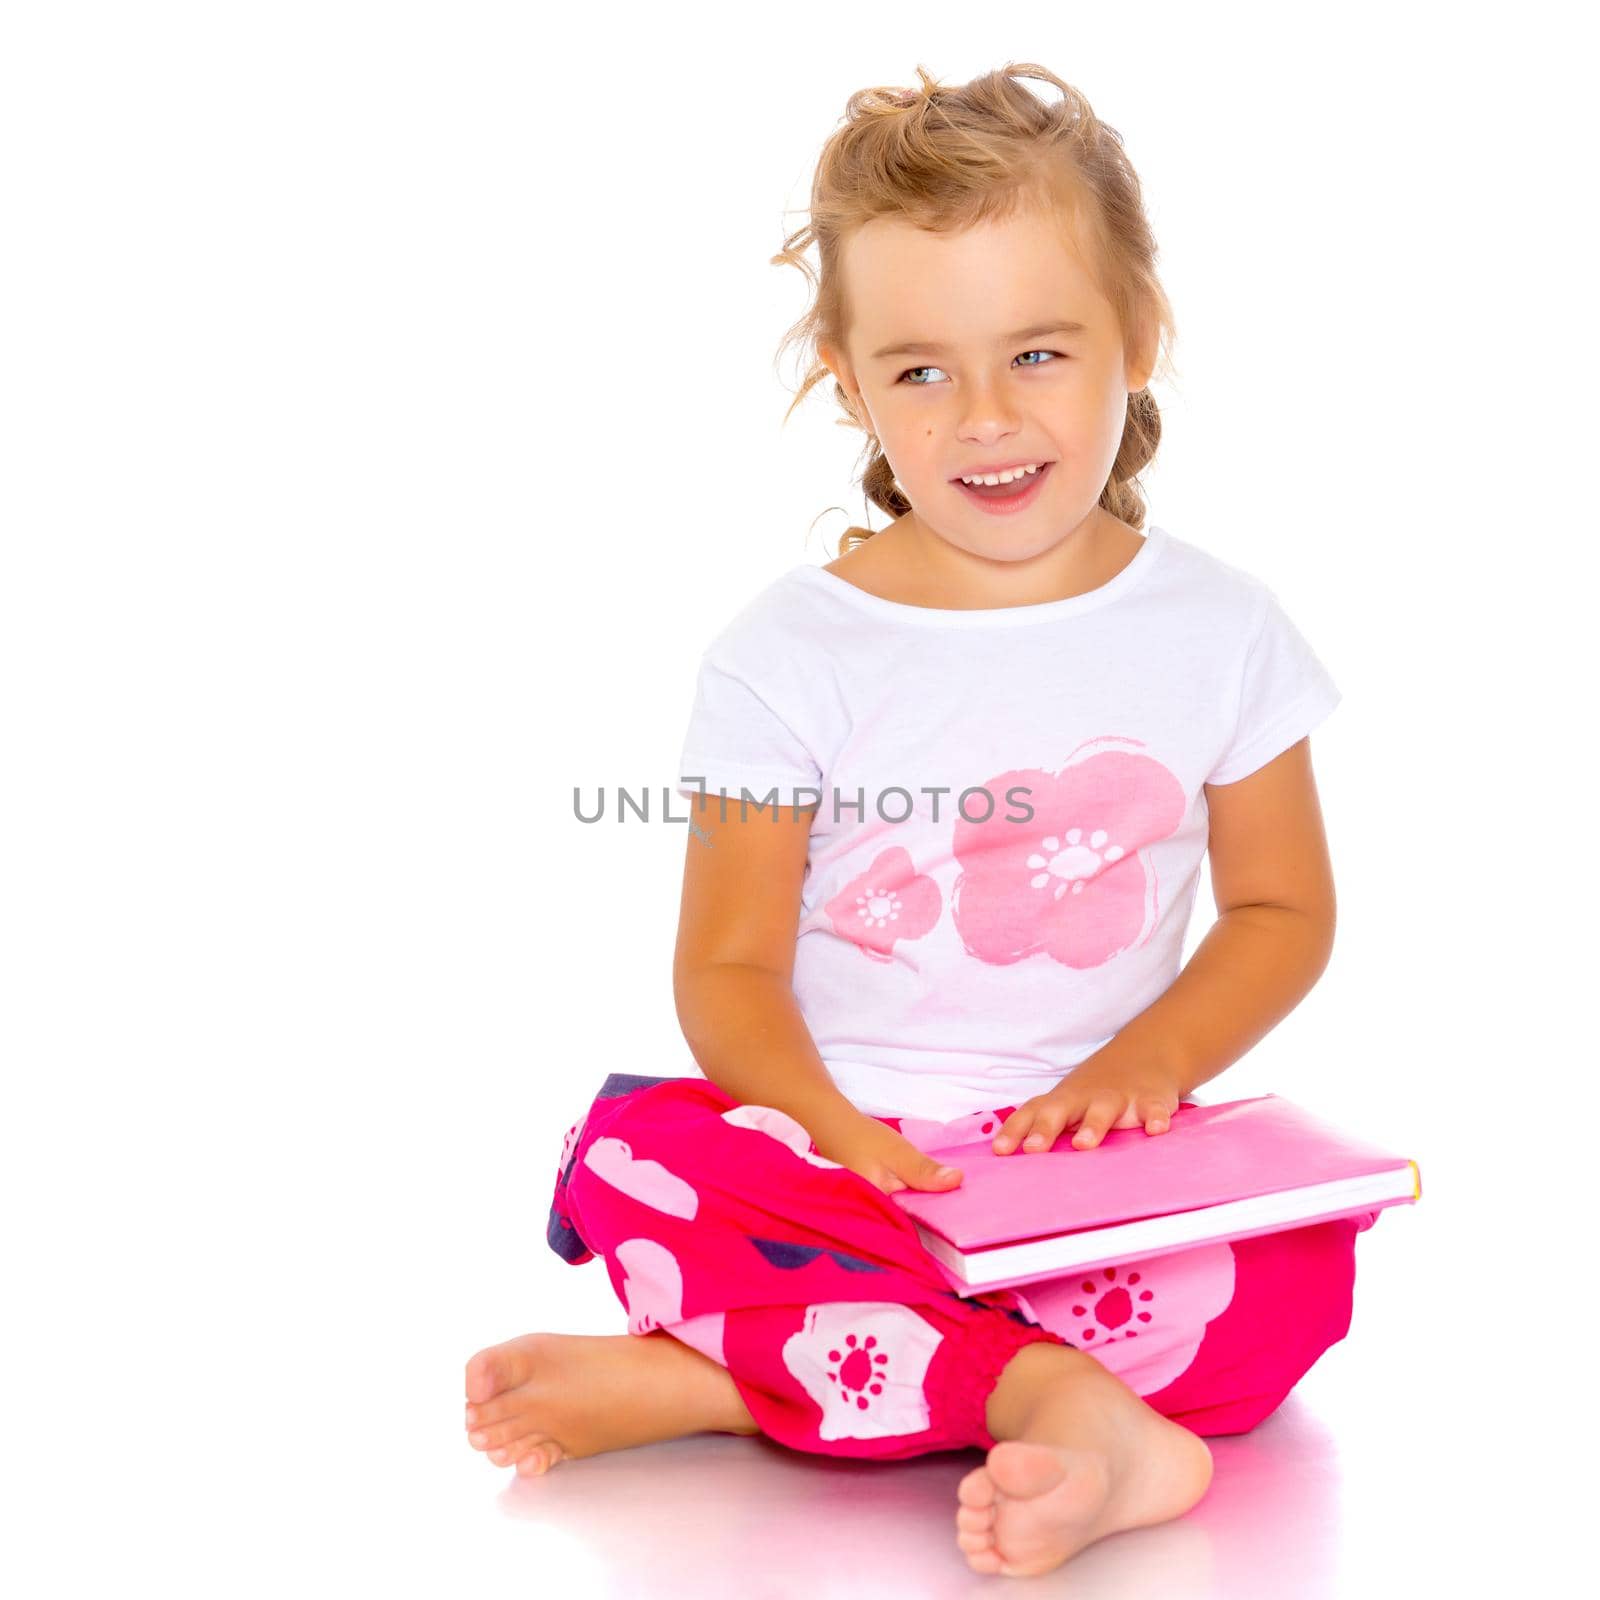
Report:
771,62,1179,555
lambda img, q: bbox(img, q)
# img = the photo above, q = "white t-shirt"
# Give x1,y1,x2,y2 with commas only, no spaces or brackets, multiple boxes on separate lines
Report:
674,524,1340,1121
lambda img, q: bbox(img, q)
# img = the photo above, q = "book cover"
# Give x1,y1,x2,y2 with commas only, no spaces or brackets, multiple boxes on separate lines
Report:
890,1093,1420,1295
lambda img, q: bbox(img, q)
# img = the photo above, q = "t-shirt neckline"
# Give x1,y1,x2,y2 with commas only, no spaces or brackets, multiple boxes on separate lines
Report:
793,525,1169,627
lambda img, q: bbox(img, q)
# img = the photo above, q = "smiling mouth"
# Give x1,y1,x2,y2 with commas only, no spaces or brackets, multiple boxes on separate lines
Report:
952,461,1055,501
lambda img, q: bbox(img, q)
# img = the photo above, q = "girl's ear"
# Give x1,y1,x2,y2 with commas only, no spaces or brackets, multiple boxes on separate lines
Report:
1126,314,1159,394
818,338,856,394
820,343,871,432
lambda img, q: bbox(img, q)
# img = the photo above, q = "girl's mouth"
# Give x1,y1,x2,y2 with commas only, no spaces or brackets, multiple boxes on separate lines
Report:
951,460,1053,514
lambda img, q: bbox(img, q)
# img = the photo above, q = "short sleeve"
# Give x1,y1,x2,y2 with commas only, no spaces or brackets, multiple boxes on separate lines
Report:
674,652,824,804
1207,585,1342,785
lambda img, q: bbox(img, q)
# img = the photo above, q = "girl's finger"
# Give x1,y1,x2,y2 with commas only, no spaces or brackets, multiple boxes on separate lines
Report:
993,1103,1048,1153
1071,1099,1122,1149
992,1115,1030,1153
1022,1101,1077,1152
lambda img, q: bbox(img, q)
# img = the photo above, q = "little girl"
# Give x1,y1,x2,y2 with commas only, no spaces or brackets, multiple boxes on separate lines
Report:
465,63,1374,1580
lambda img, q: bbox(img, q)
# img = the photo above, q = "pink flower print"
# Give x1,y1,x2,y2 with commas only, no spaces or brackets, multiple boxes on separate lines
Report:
781,1302,943,1442
582,1137,699,1219
720,1102,844,1169
660,1310,728,1368
952,740,1186,969
1008,1241,1236,1397
893,1110,1006,1154
823,844,941,963
613,1236,685,1335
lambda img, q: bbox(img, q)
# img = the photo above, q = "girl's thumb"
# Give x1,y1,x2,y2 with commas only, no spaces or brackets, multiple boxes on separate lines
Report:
923,1161,961,1187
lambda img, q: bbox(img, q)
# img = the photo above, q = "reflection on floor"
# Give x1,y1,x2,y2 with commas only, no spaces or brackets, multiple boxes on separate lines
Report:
489,1390,1359,1598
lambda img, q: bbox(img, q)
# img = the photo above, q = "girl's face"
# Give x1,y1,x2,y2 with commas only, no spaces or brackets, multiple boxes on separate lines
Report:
820,200,1155,563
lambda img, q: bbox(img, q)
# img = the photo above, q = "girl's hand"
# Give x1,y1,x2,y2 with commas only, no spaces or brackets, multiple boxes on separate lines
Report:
811,1111,965,1197
991,1056,1182,1155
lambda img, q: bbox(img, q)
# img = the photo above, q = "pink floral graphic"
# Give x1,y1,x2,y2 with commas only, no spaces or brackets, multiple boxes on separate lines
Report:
823,844,941,963
661,1310,729,1368
720,1102,845,1169
614,1236,686,1335
892,1109,1005,1152
952,738,1186,968
582,1137,699,1219
781,1301,943,1442
1008,1241,1236,1396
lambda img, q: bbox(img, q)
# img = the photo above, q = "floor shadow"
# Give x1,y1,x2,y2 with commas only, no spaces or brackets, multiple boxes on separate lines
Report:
497,1393,1343,1598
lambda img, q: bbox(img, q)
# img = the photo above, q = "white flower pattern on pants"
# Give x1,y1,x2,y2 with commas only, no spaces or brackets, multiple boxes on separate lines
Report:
614,1236,686,1336
1009,1241,1236,1396
782,1302,943,1441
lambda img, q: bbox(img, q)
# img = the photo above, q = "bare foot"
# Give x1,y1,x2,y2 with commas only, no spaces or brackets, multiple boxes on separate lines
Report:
956,1351,1214,1577
463,1329,760,1477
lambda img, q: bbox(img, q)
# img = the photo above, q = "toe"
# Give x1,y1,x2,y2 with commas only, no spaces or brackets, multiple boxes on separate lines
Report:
956,1504,995,1534
985,1438,1074,1501
957,1466,998,1509
465,1335,542,1405
464,1387,535,1430
470,1414,539,1452
515,1439,562,1477
465,1350,504,1405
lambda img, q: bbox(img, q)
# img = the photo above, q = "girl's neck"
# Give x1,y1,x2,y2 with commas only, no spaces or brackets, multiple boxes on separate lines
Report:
827,508,1143,612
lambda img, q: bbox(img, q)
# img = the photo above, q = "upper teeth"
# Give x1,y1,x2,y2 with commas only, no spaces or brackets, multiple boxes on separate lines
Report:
961,463,1043,485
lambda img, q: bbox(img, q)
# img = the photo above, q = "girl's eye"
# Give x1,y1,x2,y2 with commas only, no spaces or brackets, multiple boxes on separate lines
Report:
897,350,1062,385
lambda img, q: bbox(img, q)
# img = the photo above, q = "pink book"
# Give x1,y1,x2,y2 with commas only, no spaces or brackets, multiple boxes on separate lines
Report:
890,1093,1422,1298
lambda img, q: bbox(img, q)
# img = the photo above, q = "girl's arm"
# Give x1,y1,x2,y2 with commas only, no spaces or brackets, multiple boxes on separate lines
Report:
1135,733,1336,1094
672,789,862,1145
993,736,1338,1155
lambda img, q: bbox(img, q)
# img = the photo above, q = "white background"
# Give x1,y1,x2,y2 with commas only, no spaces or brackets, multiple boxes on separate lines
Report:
4,2,1593,1594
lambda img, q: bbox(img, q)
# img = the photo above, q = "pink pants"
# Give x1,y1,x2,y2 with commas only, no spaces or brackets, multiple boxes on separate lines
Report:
546,1073,1376,1460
